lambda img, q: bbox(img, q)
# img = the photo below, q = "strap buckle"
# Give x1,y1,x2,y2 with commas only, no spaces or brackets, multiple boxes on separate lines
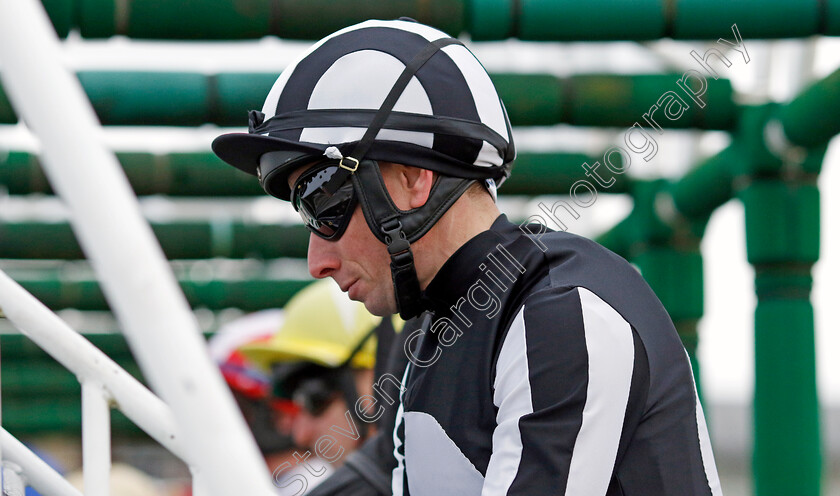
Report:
339,157,360,172
381,220,410,256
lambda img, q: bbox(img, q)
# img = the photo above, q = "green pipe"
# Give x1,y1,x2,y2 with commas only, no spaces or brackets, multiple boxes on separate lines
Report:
12,275,312,311
0,149,629,196
742,181,820,265
740,173,822,495
0,71,736,129
0,221,310,259
595,215,635,259
40,0,840,40
752,294,821,496
669,145,740,221
503,150,630,195
497,0,838,41
0,150,263,196
778,66,840,148
633,247,703,323
721,100,831,495
491,73,735,129
0,71,274,125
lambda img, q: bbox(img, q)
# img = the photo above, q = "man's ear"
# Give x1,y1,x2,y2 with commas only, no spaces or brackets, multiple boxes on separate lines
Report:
402,166,435,209
380,162,435,210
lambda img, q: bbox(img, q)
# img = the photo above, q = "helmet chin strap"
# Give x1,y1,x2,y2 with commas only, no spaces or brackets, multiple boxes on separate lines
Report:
351,160,475,319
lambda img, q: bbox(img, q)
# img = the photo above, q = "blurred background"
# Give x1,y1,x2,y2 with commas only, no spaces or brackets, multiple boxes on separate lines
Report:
0,2,838,495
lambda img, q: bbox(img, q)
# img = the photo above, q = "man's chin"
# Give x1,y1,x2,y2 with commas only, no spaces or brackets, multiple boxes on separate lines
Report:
361,297,397,318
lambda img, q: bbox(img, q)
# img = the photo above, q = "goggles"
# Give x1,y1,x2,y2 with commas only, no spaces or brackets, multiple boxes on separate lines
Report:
291,161,357,241
273,363,345,416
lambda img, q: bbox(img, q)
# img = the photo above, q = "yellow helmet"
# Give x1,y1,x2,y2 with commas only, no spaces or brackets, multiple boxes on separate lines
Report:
239,279,380,370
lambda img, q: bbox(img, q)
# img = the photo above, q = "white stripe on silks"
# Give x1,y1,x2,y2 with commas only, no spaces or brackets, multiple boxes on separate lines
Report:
404,412,485,496
475,140,504,168
391,364,412,496
298,126,366,146
694,389,723,496
565,288,634,496
441,45,509,140
483,307,532,495
686,351,723,496
260,25,345,115
298,127,435,150
262,19,447,116
307,51,433,114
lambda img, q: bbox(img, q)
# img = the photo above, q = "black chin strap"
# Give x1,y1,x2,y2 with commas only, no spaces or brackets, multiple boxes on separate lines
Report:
381,218,423,319
351,161,475,318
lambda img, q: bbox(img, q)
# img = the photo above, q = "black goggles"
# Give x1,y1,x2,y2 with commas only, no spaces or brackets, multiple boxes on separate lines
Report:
272,363,345,416
291,162,357,241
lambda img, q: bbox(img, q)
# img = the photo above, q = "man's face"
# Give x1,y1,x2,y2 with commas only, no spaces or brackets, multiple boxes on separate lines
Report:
288,165,397,316
281,368,374,455
288,392,361,452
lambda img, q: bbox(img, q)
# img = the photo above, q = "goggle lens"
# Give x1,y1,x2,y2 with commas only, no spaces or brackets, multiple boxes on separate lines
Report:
291,379,339,416
292,163,356,240
274,365,341,416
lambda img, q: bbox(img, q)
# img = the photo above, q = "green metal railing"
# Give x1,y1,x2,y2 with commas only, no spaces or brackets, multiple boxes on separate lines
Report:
0,221,309,259
10,273,311,311
40,0,840,40
0,149,630,197
0,71,736,129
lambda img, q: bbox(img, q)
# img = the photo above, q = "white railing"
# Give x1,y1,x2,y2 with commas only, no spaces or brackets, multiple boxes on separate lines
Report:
0,269,178,494
0,1,276,494
0,268,208,495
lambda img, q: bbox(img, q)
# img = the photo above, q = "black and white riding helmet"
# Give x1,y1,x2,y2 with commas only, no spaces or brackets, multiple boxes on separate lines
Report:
212,17,515,201
212,18,516,318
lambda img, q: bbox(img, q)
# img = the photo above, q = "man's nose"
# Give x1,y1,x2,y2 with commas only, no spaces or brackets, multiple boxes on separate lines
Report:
307,232,340,279
290,412,317,449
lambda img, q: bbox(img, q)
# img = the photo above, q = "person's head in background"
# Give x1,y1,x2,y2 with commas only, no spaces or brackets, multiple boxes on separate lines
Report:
240,279,384,461
208,308,298,469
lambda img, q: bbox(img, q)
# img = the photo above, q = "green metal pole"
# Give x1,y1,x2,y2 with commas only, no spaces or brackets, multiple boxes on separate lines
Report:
0,149,630,196
741,180,822,496
0,150,264,196
0,221,310,259
736,102,828,496
474,0,840,41
9,274,312,311
0,71,737,129
777,66,840,148
669,145,740,220
39,0,840,40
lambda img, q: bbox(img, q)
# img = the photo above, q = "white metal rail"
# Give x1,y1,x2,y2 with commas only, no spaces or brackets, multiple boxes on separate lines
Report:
0,1,276,494
0,269,186,495
1,429,82,496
